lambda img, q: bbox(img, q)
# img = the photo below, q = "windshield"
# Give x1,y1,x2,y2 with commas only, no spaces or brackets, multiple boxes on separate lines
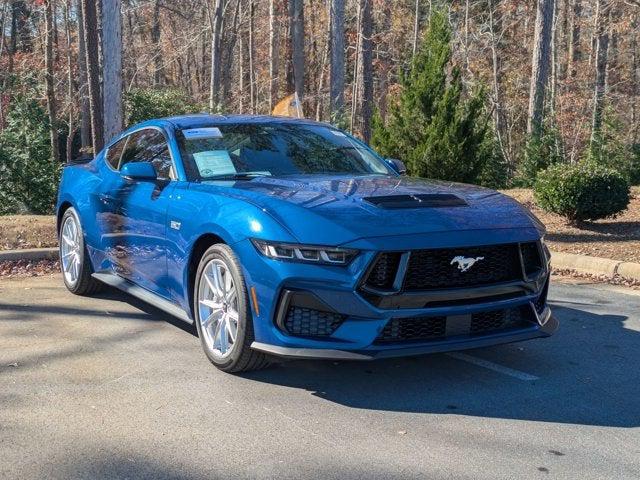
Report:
176,123,393,181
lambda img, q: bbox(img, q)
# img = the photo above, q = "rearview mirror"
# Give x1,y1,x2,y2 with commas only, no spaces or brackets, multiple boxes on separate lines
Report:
121,162,157,181
386,158,407,176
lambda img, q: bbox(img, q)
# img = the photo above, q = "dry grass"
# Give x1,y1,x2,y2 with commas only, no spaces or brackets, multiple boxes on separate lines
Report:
503,187,640,263
1,187,639,264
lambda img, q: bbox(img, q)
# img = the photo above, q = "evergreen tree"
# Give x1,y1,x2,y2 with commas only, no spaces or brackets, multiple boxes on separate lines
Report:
371,9,489,184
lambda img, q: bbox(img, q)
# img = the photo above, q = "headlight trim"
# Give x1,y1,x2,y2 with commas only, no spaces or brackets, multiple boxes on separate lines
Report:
251,239,358,266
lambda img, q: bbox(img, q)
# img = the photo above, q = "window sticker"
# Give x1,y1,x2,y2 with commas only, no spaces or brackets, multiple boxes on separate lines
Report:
182,127,223,140
192,150,235,177
330,130,347,137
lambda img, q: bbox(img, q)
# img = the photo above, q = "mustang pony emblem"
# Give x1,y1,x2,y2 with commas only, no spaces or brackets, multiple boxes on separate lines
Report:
450,256,485,272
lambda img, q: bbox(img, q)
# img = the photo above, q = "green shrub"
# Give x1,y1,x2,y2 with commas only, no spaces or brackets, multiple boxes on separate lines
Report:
534,162,630,222
0,94,59,214
124,88,202,126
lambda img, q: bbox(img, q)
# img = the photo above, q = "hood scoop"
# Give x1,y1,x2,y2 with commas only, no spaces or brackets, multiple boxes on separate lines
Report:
363,193,468,209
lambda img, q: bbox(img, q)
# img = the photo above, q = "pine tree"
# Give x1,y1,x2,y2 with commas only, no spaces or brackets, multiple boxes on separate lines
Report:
371,10,489,184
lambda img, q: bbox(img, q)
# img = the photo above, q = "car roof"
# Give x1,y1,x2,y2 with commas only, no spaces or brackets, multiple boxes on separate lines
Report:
160,114,331,130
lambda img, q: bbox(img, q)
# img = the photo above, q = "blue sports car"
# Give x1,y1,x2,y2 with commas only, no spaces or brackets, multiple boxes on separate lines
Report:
56,114,557,372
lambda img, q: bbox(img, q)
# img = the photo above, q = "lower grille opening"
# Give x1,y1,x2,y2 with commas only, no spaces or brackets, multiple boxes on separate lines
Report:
375,306,536,344
376,316,446,343
284,306,345,337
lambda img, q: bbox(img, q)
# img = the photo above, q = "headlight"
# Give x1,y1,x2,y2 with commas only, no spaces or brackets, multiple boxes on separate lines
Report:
251,239,358,265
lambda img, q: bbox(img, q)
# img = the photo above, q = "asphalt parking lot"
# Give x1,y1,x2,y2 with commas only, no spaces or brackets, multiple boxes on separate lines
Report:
1,275,639,479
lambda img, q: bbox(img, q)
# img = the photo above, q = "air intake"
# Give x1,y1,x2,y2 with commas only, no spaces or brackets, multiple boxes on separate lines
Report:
363,194,467,209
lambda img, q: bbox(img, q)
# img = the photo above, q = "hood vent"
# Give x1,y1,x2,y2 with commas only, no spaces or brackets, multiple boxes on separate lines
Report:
363,194,468,209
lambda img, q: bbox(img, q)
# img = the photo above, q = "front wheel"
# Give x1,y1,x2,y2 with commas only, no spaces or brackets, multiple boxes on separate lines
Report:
193,244,271,373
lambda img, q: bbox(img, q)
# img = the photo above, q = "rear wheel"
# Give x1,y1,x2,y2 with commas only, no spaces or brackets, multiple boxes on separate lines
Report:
193,244,271,373
59,207,102,295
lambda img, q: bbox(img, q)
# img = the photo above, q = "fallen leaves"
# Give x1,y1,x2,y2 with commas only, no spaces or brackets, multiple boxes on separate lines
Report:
0,259,60,278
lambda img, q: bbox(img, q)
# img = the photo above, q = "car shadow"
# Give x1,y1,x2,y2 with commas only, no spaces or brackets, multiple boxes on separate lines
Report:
239,303,640,428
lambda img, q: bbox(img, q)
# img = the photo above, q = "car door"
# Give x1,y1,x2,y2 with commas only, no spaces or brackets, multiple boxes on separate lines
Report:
100,127,177,297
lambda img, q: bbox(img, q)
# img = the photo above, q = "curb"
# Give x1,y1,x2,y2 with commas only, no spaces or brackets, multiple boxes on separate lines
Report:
1,247,639,282
550,251,640,282
0,248,58,262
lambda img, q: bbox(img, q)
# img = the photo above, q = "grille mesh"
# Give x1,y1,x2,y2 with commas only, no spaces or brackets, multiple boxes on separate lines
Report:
402,244,522,290
375,306,535,344
284,306,344,337
365,252,402,289
376,316,446,343
521,242,543,276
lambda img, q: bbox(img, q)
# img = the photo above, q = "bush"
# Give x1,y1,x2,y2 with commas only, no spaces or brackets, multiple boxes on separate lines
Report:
371,9,490,184
0,94,59,214
124,88,202,126
534,162,630,222
516,126,564,187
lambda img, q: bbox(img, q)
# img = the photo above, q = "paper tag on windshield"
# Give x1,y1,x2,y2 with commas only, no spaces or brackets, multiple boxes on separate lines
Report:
330,130,346,137
183,127,223,139
192,150,235,177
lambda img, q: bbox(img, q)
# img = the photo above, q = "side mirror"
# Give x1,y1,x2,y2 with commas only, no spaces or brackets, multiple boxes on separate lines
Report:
121,162,157,181
386,158,407,176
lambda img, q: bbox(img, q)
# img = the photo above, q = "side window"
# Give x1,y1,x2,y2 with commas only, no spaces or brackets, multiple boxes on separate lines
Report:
120,129,174,180
105,137,127,169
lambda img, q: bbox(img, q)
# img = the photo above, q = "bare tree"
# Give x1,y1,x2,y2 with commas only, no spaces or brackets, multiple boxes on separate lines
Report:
102,0,123,143
44,0,60,163
412,0,420,57
566,0,582,78
208,0,224,111
151,0,165,86
527,0,555,136
329,0,344,120
357,0,373,143
269,0,279,110
77,0,91,151
290,0,304,99
81,0,104,154
590,0,611,146
248,0,256,113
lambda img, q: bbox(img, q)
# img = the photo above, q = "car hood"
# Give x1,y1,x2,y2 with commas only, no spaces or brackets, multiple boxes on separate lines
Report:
198,175,544,245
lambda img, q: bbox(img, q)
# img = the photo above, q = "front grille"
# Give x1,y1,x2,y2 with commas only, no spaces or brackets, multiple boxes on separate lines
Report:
376,316,446,343
375,306,536,344
283,306,345,337
534,277,550,314
403,244,522,290
362,243,544,294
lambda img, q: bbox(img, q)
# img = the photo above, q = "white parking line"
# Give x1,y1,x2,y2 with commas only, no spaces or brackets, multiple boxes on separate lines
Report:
446,352,540,381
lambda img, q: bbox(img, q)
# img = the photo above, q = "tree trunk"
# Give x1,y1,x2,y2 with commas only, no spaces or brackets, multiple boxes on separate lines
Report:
64,0,76,162
488,0,510,167
527,0,555,137
329,0,344,121
566,0,581,78
590,0,610,146
412,0,420,57
102,0,123,144
357,0,373,143
77,0,92,151
269,0,280,111
44,0,60,164
632,16,639,143
151,0,165,86
249,0,256,114
208,0,224,111
290,0,304,100
81,0,104,154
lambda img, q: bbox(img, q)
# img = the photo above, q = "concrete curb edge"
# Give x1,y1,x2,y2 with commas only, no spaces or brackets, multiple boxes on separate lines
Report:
1,247,639,282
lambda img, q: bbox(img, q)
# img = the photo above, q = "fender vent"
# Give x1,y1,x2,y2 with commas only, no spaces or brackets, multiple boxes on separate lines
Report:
363,194,467,209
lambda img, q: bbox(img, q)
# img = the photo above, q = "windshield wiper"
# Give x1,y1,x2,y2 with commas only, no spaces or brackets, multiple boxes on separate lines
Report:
202,172,270,181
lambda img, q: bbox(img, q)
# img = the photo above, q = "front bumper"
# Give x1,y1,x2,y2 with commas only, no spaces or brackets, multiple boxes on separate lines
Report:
234,233,557,361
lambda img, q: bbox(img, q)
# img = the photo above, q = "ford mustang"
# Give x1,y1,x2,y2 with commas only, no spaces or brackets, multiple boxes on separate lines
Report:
56,114,557,372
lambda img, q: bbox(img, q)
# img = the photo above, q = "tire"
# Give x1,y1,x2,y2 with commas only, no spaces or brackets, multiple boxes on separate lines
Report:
59,207,102,296
193,243,271,373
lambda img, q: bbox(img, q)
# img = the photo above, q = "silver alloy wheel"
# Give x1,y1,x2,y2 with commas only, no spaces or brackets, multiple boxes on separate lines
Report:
60,214,81,286
197,259,239,358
